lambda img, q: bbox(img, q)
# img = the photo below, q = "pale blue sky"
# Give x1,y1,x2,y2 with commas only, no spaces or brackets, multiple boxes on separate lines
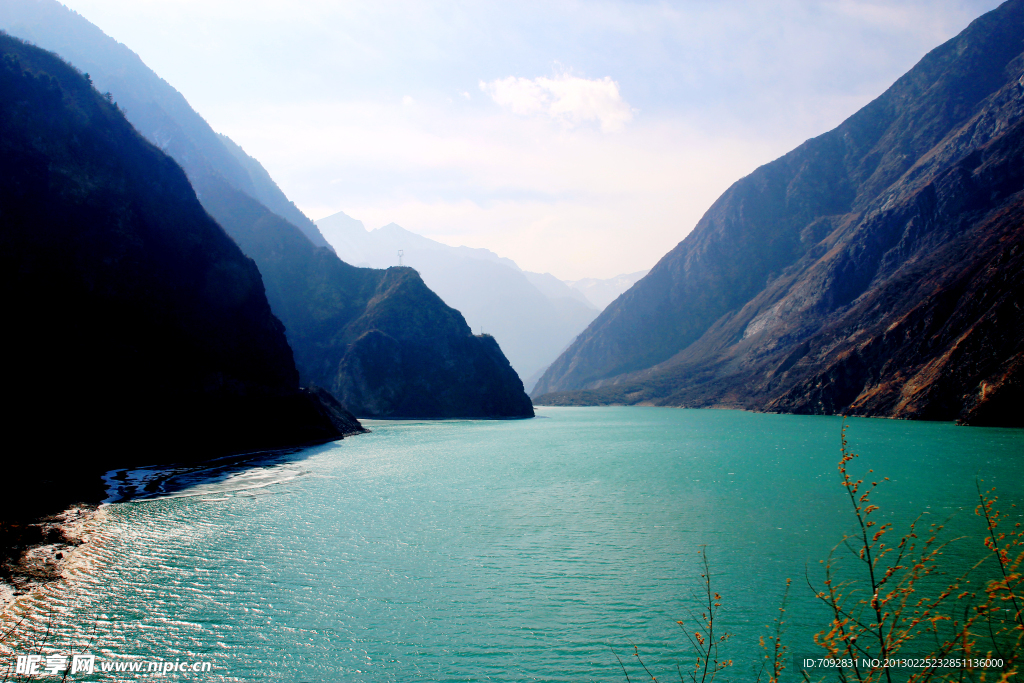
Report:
61,0,1004,278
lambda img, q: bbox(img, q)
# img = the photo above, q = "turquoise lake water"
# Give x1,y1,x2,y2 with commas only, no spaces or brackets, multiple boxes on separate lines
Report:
2,407,1022,681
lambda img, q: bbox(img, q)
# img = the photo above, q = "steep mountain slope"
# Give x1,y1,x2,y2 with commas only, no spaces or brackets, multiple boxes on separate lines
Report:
0,0,333,252
206,186,533,417
534,0,1024,427
316,212,599,390
0,36,362,515
1,0,533,418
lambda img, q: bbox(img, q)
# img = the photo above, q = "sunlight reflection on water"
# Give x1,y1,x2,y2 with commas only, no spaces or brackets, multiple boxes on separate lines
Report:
2,408,1022,682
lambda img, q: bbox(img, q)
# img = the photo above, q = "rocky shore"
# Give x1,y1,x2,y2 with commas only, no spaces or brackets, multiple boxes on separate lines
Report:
0,505,103,612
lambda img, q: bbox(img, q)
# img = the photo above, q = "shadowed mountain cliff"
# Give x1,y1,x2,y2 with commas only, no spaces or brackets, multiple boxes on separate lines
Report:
205,186,533,417
1,0,533,418
0,35,363,515
534,0,1024,427
316,212,598,392
0,0,333,252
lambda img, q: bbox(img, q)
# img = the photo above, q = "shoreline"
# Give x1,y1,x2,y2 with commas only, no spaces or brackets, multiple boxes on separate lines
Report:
0,504,104,613
0,434,371,614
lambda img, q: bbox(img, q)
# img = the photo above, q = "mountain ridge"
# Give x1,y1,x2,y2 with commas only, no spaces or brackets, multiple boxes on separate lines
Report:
0,34,363,518
533,0,1024,427
206,183,534,417
1,0,534,419
316,210,599,389
0,0,334,253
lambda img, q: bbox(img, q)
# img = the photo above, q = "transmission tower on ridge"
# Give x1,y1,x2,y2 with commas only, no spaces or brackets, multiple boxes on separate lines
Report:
398,249,404,267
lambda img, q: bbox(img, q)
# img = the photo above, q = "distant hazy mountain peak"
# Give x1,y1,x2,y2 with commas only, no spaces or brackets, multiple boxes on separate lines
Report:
523,271,595,309
564,270,650,310
371,222,448,252
314,212,599,388
372,223,519,269
316,214,522,272
317,210,367,233
315,211,372,266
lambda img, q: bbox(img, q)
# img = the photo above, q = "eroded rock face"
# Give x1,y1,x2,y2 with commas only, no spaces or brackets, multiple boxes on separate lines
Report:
534,0,1024,427
325,269,534,418
0,35,358,519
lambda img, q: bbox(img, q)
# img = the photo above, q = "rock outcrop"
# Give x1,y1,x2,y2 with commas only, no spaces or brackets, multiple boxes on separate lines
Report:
534,0,1024,427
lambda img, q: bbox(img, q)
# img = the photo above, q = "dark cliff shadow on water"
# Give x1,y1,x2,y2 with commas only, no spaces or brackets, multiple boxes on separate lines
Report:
101,437,363,503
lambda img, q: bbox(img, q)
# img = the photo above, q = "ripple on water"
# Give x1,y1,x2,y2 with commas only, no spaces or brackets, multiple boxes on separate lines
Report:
1,408,1023,681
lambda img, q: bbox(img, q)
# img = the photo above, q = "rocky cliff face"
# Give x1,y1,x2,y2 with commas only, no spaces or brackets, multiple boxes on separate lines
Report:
0,0,533,419
0,35,362,517
534,0,1024,427
331,270,534,418
315,213,599,392
202,182,533,418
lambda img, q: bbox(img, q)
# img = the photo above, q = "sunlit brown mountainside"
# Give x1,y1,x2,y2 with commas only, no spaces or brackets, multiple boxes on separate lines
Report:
0,0,533,419
534,0,1024,427
0,36,364,516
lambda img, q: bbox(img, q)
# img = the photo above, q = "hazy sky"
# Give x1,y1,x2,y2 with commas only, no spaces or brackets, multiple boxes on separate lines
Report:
61,0,1003,279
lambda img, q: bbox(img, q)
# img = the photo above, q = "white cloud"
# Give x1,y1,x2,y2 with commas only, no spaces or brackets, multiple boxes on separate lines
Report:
57,0,1004,278
217,96,770,279
480,74,635,132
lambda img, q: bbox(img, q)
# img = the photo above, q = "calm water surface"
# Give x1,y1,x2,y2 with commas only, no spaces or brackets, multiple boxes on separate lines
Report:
2,407,1022,681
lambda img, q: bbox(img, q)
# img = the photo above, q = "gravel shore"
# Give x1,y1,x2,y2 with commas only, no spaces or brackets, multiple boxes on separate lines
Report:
0,505,103,613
